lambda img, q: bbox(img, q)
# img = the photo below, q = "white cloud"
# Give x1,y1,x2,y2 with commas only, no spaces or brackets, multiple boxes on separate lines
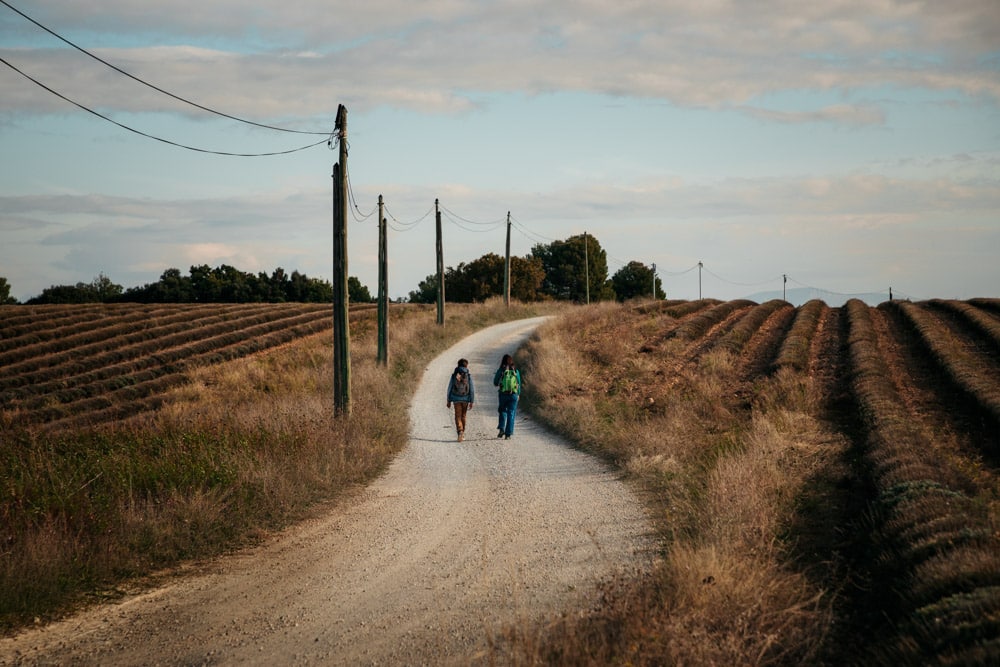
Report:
2,1,998,121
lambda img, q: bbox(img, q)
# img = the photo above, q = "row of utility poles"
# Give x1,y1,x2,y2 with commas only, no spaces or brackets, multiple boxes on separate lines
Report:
331,103,651,414
330,105,512,415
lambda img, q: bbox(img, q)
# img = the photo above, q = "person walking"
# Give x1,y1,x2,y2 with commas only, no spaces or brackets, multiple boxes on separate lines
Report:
492,353,521,440
446,358,475,441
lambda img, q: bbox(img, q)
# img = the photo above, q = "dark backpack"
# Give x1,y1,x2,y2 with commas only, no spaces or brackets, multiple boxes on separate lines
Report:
499,368,519,394
453,370,470,397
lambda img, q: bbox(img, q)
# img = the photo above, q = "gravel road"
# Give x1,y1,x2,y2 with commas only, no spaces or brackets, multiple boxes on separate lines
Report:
2,317,656,666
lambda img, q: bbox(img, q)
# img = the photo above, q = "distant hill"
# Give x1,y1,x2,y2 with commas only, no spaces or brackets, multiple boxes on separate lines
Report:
744,286,893,307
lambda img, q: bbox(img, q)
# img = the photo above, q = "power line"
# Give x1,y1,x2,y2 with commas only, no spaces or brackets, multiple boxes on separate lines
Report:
0,55,328,156
346,165,376,221
439,209,504,233
439,204,505,228
384,203,434,231
0,0,327,136
701,265,782,288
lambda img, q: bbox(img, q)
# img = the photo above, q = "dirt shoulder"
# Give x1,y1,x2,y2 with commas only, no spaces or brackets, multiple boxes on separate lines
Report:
1,317,656,666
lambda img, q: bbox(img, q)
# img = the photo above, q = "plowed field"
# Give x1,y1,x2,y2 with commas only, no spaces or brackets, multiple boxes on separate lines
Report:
2,299,998,661
0,303,366,433
606,297,1000,662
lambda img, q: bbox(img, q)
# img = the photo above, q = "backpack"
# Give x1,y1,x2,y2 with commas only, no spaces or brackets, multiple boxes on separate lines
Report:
453,370,470,397
499,368,519,394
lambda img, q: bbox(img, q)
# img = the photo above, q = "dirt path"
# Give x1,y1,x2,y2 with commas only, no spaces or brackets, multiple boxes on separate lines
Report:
2,317,656,666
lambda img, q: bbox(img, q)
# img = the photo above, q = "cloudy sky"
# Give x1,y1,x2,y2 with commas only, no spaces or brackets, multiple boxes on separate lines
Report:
2,0,998,304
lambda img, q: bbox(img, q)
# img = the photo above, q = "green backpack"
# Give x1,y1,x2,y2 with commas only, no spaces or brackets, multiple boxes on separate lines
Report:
499,368,519,394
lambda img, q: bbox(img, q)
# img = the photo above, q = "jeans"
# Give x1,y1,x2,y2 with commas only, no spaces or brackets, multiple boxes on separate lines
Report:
497,393,519,437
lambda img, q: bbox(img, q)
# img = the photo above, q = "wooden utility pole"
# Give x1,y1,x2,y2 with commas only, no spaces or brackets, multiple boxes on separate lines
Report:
503,211,511,306
583,231,590,305
435,198,444,325
332,104,351,415
377,194,388,366
698,261,703,300
652,262,657,300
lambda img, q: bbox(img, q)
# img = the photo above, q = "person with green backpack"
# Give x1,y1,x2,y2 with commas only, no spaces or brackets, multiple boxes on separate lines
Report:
492,353,521,440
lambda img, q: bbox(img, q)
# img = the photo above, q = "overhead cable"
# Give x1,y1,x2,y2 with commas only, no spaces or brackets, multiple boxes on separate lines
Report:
384,203,434,231
0,0,328,136
701,265,781,288
0,55,327,156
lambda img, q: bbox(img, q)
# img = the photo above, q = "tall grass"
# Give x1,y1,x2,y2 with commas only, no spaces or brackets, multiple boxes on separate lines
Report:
511,302,836,665
0,299,556,632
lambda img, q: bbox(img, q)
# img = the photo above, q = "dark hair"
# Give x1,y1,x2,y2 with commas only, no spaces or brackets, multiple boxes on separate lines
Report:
500,353,513,368
457,358,469,368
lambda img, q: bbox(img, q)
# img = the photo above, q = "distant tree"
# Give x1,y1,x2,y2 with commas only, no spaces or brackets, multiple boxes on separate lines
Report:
348,276,374,303
408,253,546,304
531,233,613,302
26,273,123,304
408,274,439,304
611,261,665,301
91,273,123,302
446,254,505,302
509,255,547,301
0,277,17,304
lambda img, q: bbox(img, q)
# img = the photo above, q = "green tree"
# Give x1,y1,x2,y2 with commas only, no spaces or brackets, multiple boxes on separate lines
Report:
611,261,665,301
509,255,547,301
531,233,613,302
0,277,17,304
408,274,439,304
26,273,123,304
348,276,374,303
91,273,123,302
446,254,505,302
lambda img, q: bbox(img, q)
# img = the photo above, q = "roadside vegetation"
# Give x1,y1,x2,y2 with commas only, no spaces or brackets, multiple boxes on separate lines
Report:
511,298,1000,665
3,297,997,664
0,299,559,632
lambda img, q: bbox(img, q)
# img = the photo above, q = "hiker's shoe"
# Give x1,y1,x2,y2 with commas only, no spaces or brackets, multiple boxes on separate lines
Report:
504,434,511,440
457,431,464,442
497,429,504,438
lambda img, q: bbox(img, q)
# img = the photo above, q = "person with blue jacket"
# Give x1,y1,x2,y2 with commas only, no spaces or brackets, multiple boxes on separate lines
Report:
446,358,474,441
492,353,521,440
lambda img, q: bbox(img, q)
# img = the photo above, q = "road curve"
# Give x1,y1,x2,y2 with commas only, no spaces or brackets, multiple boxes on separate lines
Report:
1,317,655,666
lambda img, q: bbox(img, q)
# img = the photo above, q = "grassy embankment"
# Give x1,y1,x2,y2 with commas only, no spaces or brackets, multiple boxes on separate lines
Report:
509,301,842,665
0,299,556,632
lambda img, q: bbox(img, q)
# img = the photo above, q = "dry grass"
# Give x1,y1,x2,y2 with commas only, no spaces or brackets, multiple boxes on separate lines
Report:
0,299,559,632
513,301,836,665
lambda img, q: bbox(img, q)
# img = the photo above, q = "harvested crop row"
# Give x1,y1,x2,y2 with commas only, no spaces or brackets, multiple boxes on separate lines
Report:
0,304,212,357
844,299,1000,663
0,305,327,391
892,301,1000,427
0,304,134,334
0,304,318,370
730,301,796,380
774,299,826,371
670,299,753,341
0,306,247,385
25,315,333,429
927,299,1000,354
6,310,333,420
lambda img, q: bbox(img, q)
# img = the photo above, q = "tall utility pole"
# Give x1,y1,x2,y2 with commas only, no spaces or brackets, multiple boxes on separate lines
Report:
652,262,657,300
503,211,511,306
332,104,351,415
435,198,444,325
377,194,387,366
783,274,787,302
698,261,703,300
583,231,590,305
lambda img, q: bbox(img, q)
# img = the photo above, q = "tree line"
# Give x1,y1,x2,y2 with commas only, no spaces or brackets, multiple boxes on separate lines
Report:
2,233,664,305
408,233,664,304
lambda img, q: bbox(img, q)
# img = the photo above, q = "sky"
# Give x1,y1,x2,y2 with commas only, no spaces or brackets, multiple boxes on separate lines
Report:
1,0,999,305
